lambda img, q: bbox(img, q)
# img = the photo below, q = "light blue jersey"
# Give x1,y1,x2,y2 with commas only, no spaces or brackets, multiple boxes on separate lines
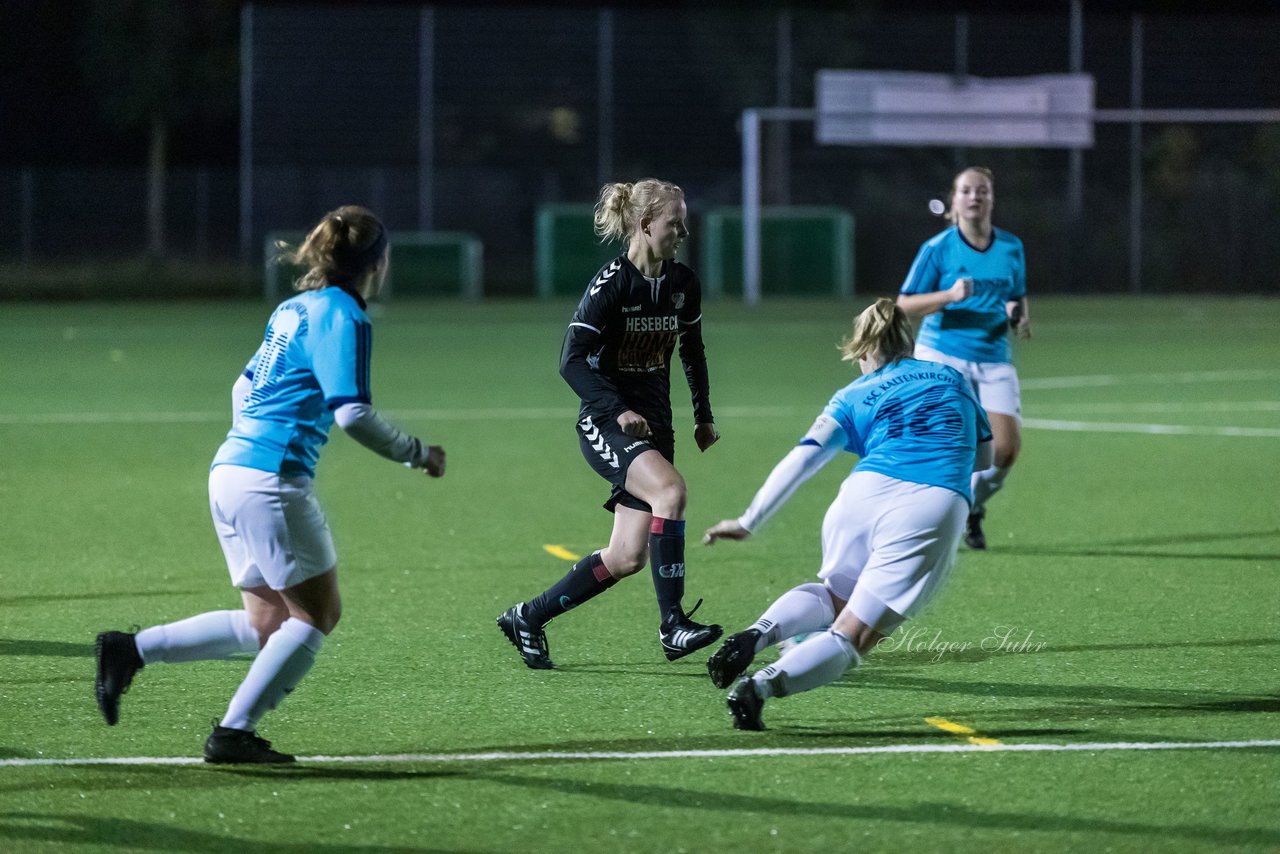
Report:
899,226,1025,363
823,358,992,501
212,286,372,478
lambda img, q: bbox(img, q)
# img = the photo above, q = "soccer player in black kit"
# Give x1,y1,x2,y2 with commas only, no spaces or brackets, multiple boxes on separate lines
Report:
498,178,723,669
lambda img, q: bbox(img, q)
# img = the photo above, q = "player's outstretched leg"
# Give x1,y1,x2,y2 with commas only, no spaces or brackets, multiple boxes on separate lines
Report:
496,603,553,670
497,552,619,670
707,582,838,687
725,631,861,731
94,631,144,726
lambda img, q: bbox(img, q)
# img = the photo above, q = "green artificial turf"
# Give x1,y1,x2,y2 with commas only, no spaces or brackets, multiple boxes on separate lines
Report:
1,296,1277,852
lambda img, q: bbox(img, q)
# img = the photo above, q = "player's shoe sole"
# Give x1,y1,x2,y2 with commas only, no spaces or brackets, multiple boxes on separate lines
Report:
706,629,760,689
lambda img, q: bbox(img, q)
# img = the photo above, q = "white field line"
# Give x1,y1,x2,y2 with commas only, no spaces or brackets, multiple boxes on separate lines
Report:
1020,368,1280,390
2,738,1278,768
1033,401,1280,415
1023,418,1280,438
0,406,799,426
4,407,1275,438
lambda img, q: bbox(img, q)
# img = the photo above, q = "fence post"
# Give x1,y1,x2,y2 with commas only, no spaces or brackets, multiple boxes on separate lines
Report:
20,167,34,267
1128,13,1144,294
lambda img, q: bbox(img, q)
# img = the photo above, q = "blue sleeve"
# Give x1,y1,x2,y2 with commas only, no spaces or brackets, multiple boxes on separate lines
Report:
900,240,941,295
315,312,372,409
822,399,864,457
243,345,262,380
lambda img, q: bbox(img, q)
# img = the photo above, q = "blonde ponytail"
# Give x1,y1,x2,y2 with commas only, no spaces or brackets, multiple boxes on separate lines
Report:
593,178,683,246
840,298,915,364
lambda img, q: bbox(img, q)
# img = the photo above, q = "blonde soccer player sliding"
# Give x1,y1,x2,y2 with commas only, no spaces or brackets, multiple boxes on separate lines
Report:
703,298,992,730
95,206,445,763
898,166,1030,549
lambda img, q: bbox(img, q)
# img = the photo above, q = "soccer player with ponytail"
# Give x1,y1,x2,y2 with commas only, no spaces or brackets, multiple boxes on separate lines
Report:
95,206,445,762
498,178,722,669
703,299,992,730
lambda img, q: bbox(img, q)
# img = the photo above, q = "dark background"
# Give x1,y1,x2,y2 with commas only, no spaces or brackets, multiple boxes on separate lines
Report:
2,0,1277,296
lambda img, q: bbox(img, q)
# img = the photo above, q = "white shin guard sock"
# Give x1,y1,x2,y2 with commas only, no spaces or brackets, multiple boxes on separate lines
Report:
220,617,325,732
970,465,1011,511
135,610,260,665
748,583,837,652
752,630,860,699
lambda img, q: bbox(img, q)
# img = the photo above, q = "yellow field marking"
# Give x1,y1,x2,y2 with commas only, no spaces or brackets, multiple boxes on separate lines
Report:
543,545,582,562
924,716,1002,746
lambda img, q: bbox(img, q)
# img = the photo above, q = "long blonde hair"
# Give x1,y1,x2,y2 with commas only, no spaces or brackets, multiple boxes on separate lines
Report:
593,179,683,245
276,205,388,292
839,298,915,364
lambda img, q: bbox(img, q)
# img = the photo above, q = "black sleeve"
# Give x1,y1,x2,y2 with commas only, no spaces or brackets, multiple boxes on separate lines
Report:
558,278,629,421
677,273,714,424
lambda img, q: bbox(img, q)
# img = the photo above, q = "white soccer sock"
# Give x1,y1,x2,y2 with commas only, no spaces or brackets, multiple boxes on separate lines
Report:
748,582,836,652
220,617,325,732
751,630,860,699
134,610,260,665
971,465,1011,511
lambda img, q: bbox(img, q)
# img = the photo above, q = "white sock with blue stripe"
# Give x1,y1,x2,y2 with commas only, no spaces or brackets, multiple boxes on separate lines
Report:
752,630,860,699
748,583,836,652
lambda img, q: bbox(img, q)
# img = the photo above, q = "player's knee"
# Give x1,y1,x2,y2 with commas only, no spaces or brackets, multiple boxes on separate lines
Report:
651,477,687,519
250,611,288,647
605,550,647,577
311,602,342,635
994,442,1020,468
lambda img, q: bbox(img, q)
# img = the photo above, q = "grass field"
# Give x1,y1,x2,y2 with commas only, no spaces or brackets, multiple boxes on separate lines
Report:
1,296,1277,853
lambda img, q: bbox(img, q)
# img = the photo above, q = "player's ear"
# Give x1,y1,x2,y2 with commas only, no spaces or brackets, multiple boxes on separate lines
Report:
639,216,652,235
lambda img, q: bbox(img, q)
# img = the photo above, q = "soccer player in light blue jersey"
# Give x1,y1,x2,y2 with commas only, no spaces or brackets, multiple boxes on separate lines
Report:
702,299,992,730
898,166,1031,550
95,206,445,763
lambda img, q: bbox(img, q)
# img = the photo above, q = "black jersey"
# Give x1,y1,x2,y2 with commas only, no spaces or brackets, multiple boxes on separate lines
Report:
559,254,713,430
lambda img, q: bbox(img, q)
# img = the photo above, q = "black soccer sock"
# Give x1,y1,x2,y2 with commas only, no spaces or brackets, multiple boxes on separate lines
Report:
649,517,686,623
524,552,617,627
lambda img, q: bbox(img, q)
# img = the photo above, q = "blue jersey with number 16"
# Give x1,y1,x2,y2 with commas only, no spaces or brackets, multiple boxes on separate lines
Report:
212,286,372,478
823,358,992,501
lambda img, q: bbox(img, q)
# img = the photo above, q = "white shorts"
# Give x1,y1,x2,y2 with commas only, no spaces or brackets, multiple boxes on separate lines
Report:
818,471,968,634
914,343,1022,419
208,464,337,591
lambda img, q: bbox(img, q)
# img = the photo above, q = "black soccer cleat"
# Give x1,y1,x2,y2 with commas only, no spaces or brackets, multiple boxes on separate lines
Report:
95,630,144,726
496,603,553,670
706,629,761,689
659,599,723,662
726,677,766,731
204,723,296,764
964,509,987,550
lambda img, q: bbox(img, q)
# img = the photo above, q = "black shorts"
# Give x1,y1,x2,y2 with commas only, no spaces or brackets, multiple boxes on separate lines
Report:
576,414,675,513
